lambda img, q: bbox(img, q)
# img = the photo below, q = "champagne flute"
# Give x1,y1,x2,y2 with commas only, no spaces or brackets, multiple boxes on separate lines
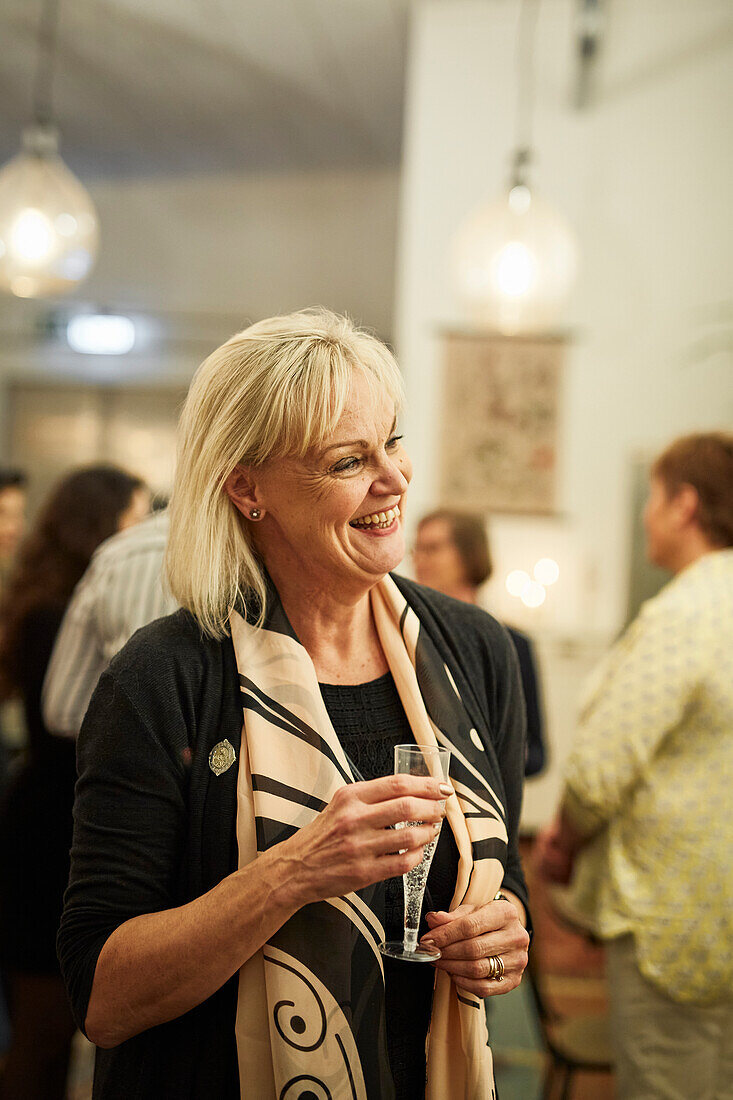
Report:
379,743,451,963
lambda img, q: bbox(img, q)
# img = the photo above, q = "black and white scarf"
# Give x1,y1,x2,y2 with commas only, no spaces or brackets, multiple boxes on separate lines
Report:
230,575,509,1099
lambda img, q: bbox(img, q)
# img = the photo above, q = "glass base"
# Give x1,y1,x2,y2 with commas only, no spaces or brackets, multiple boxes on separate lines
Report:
379,940,441,962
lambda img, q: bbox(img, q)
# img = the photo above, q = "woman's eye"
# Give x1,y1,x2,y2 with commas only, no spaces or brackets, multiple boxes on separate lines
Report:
331,457,360,473
330,436,402,473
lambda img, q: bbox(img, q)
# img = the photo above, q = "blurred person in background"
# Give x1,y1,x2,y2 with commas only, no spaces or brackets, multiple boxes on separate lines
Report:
535,432,733,1100
42,508,176,741
0,470,28,794
0,470,27,594
0,465,149,1100
413,510,546,777
0,471,28,1054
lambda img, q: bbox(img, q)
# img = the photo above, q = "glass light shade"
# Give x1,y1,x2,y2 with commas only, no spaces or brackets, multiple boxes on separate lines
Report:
0,126,99,299
453,185,577,333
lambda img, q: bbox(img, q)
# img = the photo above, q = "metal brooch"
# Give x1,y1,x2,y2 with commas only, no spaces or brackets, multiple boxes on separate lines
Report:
209,739,236,776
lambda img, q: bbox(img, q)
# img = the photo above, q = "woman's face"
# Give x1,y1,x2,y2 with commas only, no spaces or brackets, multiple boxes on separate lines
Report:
643,474,684,570
0,486,26,561
412,518,468,593
243,371,412,596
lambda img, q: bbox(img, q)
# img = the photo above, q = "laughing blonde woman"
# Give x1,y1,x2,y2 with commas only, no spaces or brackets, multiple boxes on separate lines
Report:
58,310,530,1100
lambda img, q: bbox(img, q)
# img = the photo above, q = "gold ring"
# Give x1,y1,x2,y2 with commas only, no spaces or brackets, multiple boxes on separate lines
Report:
487,955,504,981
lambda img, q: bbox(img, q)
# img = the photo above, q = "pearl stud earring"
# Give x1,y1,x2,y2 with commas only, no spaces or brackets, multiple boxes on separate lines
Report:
249,508,261,520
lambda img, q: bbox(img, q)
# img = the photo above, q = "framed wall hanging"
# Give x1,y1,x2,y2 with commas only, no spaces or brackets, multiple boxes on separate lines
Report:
439,330,566,514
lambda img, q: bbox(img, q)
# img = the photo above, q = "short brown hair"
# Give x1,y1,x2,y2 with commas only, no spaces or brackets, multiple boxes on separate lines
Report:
652,432,733,548
418,510,492,586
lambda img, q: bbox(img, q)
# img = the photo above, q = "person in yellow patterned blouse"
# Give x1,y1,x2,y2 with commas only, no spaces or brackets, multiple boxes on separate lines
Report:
535,432,733,1100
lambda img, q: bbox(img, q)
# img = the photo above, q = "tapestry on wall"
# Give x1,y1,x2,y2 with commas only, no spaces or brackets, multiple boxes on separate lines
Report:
439,332,565,515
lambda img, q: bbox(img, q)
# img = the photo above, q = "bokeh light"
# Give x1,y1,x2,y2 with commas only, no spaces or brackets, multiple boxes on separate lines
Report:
520,580,547,608
506,569,531,597
533,557,560,586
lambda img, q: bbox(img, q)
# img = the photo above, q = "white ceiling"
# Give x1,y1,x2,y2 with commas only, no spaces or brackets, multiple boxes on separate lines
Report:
0,0,410,178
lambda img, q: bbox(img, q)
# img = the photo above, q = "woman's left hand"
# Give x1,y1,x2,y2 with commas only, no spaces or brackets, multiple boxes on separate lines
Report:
419,897,530,998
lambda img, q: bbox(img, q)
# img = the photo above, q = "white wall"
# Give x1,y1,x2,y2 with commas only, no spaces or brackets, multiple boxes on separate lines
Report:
396,0,733,826
396,0,733,637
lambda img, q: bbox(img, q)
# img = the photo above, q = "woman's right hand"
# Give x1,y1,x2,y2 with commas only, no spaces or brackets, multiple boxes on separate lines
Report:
279,775,451,906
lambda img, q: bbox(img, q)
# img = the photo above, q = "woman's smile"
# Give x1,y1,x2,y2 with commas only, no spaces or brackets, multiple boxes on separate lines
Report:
349,502,401,533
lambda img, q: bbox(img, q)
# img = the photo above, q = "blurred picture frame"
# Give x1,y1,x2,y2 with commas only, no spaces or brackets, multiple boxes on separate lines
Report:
439,331,565,515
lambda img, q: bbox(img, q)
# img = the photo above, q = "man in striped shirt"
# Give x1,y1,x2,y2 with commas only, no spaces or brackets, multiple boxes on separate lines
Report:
42,510,177,738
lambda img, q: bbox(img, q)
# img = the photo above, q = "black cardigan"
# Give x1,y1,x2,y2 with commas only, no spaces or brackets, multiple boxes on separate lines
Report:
58,575,530,1099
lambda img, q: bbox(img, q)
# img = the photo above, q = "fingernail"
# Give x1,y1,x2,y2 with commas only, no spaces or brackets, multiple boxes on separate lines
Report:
421,938,436,947
439,783,452,796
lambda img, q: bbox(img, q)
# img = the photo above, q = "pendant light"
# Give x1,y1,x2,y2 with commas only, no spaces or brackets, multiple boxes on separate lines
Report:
0,0,99,299
453,0,577,333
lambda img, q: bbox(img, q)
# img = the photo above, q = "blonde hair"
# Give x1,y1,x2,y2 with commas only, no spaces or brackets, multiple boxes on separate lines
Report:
165,308,404,637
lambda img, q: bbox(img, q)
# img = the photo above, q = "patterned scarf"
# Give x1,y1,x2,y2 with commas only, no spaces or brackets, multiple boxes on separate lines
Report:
230,575,509,1099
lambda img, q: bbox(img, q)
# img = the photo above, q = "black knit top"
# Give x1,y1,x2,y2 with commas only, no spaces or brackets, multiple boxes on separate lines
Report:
320,673,460,1100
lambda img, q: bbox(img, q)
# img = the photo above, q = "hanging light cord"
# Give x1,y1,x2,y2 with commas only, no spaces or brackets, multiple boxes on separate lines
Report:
31,0,62,127
512,0,541,187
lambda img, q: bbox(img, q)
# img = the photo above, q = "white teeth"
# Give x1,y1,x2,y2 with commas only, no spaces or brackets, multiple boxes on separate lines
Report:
351,503,401,528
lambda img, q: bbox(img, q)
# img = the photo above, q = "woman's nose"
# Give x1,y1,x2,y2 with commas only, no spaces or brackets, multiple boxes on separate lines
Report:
374,455,410,496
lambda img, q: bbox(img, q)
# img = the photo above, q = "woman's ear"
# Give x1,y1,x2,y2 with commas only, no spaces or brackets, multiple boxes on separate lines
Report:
224,466,265,520
671,483,700,531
